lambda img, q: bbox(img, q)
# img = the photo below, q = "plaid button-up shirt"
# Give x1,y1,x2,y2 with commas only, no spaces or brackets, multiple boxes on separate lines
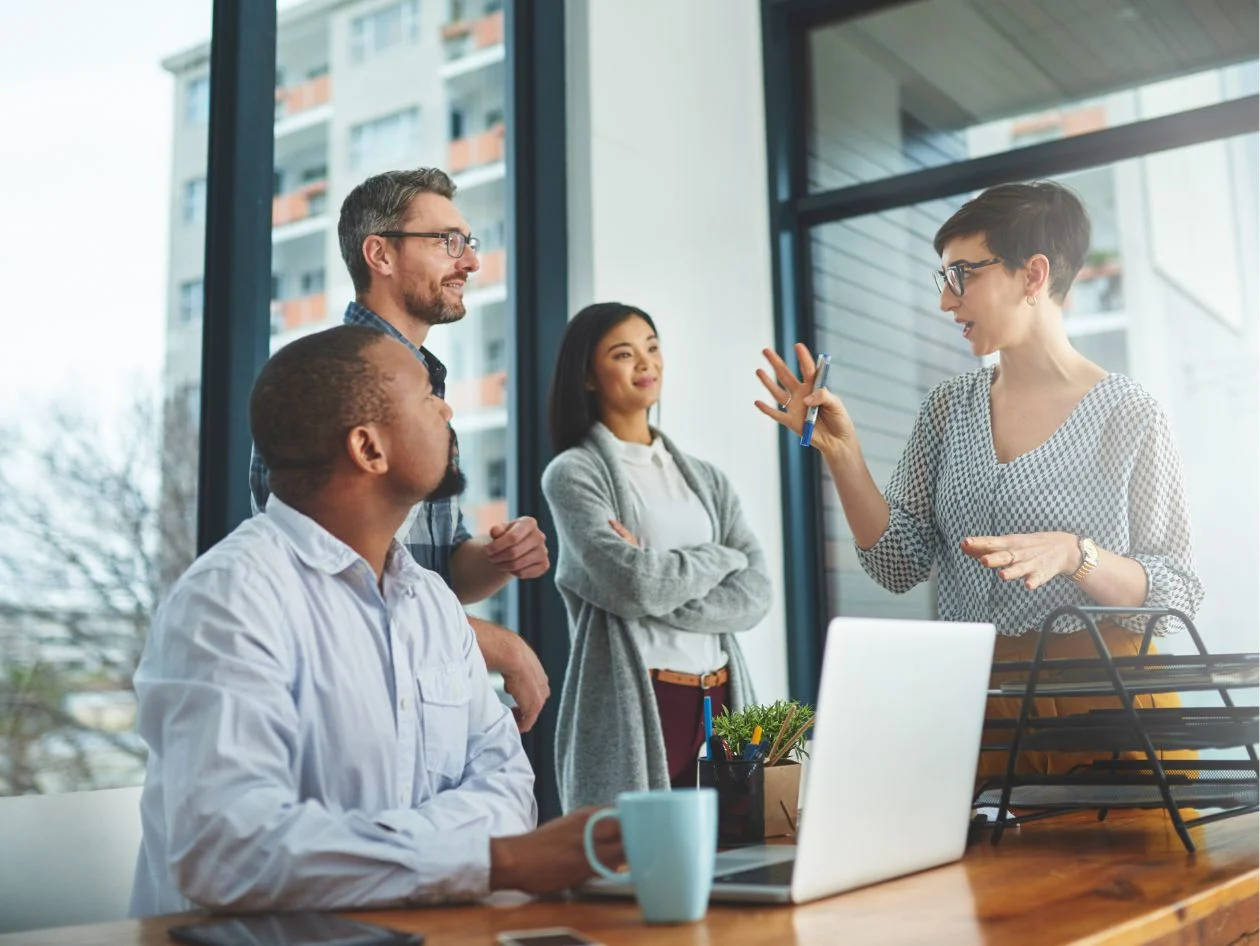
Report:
249,302,472,588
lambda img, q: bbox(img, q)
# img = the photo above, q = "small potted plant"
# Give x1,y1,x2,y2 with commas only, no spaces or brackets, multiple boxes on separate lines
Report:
712,699,814,837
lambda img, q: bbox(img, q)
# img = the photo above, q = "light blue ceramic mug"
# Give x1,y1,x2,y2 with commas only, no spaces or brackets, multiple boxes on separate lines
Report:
583,787,718,924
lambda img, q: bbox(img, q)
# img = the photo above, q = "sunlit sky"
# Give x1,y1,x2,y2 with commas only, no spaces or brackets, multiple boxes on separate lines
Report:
0,2,303,433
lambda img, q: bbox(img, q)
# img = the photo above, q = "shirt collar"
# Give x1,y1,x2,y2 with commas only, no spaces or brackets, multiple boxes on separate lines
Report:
342,301,448,395
599,422,669,466
265,496,423,586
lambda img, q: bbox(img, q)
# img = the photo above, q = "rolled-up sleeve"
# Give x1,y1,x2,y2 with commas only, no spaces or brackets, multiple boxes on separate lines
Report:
1127,402,1204,625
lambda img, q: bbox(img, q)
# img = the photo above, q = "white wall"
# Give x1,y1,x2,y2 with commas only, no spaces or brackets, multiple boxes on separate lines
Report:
566,0,789,701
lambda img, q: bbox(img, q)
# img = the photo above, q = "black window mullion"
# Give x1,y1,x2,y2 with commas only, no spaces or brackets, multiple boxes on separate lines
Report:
796,95,1260,227
763,0,829,705
197,0,276,554
506,0,569,821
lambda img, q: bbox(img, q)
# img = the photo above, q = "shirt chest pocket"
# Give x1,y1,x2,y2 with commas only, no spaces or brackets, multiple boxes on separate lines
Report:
417,664,470,781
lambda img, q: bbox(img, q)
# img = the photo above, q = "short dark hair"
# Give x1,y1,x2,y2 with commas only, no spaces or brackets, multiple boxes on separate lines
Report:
250,325,393,503
933,181,1091,303
339,168,457,294
548,302,658,453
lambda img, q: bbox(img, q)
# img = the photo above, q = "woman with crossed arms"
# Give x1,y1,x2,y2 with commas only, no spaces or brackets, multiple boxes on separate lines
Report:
543,302,770,810
757,181,1202,776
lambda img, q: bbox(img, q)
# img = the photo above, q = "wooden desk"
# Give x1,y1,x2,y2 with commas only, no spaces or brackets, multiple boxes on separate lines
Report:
5,810,1256,946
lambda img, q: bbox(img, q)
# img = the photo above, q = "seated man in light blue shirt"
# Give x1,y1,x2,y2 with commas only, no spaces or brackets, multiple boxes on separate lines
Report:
130,325,621,917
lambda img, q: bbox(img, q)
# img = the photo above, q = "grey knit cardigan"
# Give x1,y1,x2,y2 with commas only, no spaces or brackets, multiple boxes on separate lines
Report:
541,424,771,811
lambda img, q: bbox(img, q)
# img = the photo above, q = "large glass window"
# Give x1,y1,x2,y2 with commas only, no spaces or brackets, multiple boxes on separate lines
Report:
806,0,1259,191
181,177,207,224
267,0,514,632
348,107,421,172
349,0,420,64
800,1,1258,660
0,3,211,796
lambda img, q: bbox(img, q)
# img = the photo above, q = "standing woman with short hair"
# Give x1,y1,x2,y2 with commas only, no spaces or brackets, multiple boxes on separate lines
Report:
543,303,770,811
757,181,1203,777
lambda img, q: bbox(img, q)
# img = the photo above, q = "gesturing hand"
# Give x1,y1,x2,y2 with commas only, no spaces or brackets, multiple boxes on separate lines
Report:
961,532,1080,591
754,343,857,459
486,516,550,580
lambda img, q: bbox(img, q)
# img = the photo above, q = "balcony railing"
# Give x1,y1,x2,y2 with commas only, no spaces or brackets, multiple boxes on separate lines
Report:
1065,258,1124,316
275,73,331,120
270,293,327,334
449,123,505,173
446,371,507,413
1012,105,1107,141
474,247,506,286
273,180,329,227
472,499,509,536
441,10,504,60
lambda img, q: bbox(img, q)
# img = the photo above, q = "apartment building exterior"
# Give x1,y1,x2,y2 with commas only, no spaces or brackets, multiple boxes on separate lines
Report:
160,0,511,623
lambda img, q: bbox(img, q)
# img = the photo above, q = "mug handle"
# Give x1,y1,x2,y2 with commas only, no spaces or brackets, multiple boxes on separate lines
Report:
583,807,629,882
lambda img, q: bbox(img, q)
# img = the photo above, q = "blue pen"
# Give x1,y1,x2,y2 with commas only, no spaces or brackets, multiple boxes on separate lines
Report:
799,353,832,448
703,695,713,750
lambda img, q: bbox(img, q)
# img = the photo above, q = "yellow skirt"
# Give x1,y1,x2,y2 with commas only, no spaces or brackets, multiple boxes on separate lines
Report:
977,621,1195,780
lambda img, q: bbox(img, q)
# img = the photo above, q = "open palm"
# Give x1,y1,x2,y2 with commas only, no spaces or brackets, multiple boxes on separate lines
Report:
754,343,856,459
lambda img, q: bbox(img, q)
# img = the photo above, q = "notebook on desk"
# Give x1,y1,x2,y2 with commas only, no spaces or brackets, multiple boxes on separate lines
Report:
581,616,996,905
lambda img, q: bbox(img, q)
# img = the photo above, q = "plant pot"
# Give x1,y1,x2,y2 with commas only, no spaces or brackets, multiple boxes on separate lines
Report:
763,760,802,837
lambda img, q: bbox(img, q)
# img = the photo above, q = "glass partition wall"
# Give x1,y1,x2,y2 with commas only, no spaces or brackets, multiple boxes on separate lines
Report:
764,0,1259,699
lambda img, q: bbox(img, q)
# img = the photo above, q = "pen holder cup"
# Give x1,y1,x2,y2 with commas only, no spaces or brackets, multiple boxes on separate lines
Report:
697,758,765,846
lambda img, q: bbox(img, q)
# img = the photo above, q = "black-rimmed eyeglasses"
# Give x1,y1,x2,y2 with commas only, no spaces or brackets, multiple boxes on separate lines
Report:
375,230,480,259
933,257,1002,296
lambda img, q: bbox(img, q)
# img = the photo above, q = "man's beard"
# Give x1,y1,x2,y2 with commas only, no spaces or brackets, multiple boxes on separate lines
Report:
403,284,465,327
427,428,466,502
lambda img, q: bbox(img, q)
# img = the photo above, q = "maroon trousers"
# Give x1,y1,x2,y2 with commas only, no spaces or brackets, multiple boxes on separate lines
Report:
651,676,730,788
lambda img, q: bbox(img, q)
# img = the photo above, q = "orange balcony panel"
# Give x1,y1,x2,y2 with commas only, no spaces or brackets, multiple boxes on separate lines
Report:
474,499,509,536
481,370,507,407
445,370,507,412
442,19,473,41
476,248,506,286
1012,105,1107,141
1062,106,1107,138
474,10,504,48
281,293,327,331
273,180,329,226
448,123,505,173
278,74,331,118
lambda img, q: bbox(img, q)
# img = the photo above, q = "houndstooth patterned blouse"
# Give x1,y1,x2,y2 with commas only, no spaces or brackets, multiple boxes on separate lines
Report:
857,366,1203,636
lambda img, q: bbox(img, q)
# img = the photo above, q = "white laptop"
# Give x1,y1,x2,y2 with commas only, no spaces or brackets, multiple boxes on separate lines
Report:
582,616,996,905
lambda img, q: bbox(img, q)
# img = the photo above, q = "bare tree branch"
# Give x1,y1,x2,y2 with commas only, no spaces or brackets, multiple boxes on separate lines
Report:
0,389,196,794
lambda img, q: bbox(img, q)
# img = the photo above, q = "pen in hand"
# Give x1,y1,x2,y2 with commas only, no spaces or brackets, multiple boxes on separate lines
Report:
800,353,832,448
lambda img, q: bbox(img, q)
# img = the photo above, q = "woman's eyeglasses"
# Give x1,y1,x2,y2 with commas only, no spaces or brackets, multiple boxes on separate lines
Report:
375,229,480,259
933,257,1002,296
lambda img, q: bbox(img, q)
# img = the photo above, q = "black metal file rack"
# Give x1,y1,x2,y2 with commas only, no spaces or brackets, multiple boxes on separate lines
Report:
973,605,1259,853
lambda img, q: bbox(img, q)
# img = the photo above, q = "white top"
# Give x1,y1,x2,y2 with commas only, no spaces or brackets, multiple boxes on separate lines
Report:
609,431,728,675
129,498,536,917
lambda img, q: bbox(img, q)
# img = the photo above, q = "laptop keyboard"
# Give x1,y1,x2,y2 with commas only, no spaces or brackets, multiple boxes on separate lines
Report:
713,859,796,887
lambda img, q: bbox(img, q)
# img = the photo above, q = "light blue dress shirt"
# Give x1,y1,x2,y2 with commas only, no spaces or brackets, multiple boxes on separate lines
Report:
129,498,536,917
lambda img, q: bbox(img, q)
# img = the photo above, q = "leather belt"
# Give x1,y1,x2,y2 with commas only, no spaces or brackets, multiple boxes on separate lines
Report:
650,666,729,689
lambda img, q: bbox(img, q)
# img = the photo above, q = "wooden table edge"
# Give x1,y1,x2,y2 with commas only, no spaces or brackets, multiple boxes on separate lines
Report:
1068,867,1260,946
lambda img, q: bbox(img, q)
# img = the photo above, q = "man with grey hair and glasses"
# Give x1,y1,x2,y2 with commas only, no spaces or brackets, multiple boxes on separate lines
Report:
251,167,550,730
